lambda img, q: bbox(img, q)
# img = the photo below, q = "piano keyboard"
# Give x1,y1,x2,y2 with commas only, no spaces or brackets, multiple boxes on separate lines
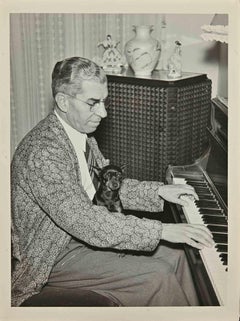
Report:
173,176,227,306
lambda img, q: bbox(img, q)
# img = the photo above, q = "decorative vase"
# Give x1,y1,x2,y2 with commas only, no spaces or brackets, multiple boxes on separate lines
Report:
124,25,161,76
167,40,182,79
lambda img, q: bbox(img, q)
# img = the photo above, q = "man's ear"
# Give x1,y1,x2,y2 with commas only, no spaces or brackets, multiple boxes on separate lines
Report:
55,92,69,113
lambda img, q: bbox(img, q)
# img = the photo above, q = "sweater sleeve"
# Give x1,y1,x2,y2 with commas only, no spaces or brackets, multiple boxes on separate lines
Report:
119,178,165,212
27,145,162,252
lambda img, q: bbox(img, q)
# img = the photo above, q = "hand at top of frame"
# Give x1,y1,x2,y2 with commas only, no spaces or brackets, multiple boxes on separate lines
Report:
158,184,199,207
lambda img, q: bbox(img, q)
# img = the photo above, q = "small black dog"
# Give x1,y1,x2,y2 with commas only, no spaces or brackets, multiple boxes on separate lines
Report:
93,164,126,213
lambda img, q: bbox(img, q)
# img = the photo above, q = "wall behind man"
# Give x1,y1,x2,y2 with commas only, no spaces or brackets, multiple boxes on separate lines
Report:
10,13,221,157
162,14,219,97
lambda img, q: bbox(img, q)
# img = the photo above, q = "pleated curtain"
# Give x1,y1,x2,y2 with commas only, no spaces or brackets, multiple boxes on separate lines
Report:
10,13,165,157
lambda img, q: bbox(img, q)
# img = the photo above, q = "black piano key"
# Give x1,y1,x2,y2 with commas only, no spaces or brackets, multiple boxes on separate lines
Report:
193,181,208,186
195,200,219,208
220,259,227,266
215,244,228,253
197,192,213,197
185,177,205,181
200,211,224,217
185,181,208,187
196,189,211,193
212,233,228,244
183,176,204,181
196,193,214,199
193,185,210,190
185,177,206,181
195,188,211,193
219,253,228,265
202,215,227,224
198,195,216,201
185,178,205,182
193,187,210,194
207,225,228,233
198,207,222,217
199,208,223,215
189,185,208,190
195,199,216,205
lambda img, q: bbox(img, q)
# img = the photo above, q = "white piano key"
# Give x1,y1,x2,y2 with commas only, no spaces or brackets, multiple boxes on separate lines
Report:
173,177,186,184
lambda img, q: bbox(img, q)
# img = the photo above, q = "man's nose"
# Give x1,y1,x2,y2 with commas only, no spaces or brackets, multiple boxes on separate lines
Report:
95,102,107,118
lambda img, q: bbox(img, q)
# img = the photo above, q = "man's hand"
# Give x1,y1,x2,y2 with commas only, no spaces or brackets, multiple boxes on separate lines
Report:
161,223,215,250
158,184,199,207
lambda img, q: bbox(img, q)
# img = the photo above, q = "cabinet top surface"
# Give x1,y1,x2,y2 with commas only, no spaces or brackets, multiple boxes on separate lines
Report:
107,68,206,83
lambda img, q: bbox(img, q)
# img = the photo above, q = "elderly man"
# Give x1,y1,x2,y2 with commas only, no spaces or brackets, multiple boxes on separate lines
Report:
11,57,214,307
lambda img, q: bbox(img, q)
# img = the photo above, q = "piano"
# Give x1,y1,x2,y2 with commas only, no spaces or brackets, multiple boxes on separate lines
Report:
166,97,228,306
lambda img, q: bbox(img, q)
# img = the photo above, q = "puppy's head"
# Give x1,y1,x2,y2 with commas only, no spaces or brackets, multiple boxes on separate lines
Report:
94,164,126,191
100,165,124,191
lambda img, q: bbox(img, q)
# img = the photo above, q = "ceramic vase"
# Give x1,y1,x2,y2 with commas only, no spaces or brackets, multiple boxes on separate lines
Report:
124,25,161,76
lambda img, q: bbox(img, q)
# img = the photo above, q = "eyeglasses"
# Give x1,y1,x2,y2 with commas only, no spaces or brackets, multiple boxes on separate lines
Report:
64,93,110,112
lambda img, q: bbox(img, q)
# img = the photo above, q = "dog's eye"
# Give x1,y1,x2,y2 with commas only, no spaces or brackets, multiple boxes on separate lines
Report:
103,173,111,180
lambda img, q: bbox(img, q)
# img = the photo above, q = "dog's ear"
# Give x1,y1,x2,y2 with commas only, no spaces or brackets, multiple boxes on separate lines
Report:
92,165,101,177
120,163,127,172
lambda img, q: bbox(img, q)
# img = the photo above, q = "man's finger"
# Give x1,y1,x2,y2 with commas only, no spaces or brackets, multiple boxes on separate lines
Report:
185,238,204,250
179,193,199,201
191,224,213,238
190,233,214,248
174,198,189,207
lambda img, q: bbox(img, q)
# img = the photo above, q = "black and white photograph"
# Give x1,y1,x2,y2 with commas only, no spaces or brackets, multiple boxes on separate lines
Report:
0,1,239,321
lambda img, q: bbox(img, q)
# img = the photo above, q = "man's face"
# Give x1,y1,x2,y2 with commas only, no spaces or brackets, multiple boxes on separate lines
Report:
65,80,108,134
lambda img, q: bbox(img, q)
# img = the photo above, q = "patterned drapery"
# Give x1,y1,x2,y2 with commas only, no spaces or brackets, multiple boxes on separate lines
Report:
10,13,164,157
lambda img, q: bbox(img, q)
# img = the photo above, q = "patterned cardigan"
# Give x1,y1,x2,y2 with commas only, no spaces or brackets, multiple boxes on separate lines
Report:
11,111,164,306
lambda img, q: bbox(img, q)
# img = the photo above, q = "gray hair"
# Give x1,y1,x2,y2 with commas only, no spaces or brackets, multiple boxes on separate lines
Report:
51,57,107,98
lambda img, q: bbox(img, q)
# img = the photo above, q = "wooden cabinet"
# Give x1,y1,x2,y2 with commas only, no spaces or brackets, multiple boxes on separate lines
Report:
94,69,212,181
